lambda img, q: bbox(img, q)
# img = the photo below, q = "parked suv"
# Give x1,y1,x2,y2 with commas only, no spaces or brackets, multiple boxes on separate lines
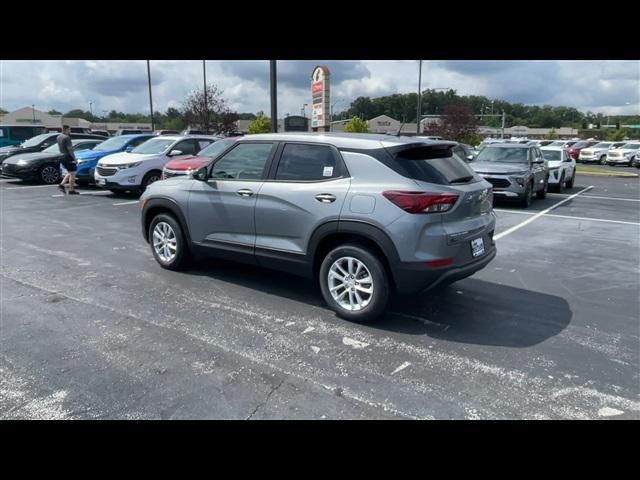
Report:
162,137,238,179
140,133,496,322
95,135,218,193
579,142,627,164
605,142,640,166
469,143,549,207
541,146,576,192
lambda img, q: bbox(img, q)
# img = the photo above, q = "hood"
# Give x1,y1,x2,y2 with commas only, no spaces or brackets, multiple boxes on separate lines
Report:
164,155,210,171
609,148,637,155
98,152,158,166
3,151,60,164
76,148,118,161
469,162,530,174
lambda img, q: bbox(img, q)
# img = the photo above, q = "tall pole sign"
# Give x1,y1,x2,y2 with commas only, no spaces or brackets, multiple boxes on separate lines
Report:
311,65,330,132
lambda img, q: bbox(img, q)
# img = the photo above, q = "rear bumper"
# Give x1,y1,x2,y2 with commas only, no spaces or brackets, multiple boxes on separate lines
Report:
393,245,496,294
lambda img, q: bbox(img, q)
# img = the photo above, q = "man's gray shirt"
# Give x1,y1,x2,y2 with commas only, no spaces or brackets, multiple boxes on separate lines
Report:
57,133,75,160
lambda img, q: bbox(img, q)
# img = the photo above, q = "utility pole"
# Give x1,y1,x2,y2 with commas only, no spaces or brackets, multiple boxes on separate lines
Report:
32,104,35,124
501,111,506,139
416,60,422,134
89,101,93,121
146,60,155,132
270,60,277,133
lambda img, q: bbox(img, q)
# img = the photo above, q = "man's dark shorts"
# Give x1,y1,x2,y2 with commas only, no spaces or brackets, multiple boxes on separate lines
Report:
61,156,77,173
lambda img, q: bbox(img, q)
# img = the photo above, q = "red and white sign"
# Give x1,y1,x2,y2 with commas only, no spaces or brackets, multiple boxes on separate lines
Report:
311,66,330,129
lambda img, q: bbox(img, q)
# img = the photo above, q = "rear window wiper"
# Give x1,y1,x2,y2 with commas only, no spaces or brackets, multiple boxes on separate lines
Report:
449,175,474,184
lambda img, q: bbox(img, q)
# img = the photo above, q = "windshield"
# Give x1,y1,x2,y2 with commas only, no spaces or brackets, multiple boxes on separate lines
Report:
620,143,640,150
198,139,235,158
474,146,529,164
549,141,566,146
593,143,612,148
93,136,131,151
541,150,562,161
21,133,53,148
571,141,589,148
131,138,173,155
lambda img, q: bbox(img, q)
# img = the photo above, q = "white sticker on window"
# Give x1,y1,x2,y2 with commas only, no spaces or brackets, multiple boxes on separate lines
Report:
323,166,334,177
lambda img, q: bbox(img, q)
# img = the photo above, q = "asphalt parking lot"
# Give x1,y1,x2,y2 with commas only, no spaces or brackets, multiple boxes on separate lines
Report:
1,173,638,419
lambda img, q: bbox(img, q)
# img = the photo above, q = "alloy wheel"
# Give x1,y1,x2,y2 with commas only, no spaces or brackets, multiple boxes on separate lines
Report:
152,221,177,263
328,256,374,311
41,166,60,184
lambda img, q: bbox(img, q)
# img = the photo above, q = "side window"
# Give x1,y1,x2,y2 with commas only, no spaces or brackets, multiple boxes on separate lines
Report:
197,140,212,152
0,128,5,138
173,140,197,155
75,142,96,151
211,143,273,180
275,143,341,181
129,137,149,148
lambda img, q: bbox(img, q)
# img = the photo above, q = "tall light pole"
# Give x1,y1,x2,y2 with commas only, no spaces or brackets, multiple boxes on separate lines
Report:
330,99,344,132
301,103,308,118
146,60,155,132
102,110,108,131
32,104,35,124
203,60,208,132
416,60,422,134
270,60,277,133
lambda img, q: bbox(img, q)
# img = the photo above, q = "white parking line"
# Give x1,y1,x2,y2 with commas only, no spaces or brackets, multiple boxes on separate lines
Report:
51,191,112,198
6,184,57,190
548,193,640,202
494,209,640,226
112,200,139,206
494,186,593,240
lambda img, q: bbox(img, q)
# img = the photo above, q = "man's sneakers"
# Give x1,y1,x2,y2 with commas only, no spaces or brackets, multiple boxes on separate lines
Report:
58,183,66,194
68,190,80,195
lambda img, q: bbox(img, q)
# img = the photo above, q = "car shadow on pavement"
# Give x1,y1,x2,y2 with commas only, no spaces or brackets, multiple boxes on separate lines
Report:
187,259,572,348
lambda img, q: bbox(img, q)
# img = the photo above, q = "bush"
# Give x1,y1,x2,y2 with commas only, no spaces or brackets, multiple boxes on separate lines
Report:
248,114,272,134
343,117,369,133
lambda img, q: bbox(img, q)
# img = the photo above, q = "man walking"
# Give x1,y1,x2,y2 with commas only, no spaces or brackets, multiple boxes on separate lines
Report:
57,125,79,195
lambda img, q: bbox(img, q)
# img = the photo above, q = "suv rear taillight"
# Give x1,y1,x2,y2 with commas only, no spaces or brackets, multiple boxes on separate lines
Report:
383,191,459,214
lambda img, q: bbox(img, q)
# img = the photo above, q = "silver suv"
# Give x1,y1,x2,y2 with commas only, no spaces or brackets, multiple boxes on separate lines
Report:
140,133,496,322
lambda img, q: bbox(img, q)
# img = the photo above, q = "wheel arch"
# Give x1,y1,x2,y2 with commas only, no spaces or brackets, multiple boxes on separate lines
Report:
141,197,191,244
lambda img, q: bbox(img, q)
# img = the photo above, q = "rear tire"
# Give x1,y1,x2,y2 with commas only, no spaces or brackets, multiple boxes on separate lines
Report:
599,155,606,165
148,213,190,271
319,244,389,323
39,165,60,184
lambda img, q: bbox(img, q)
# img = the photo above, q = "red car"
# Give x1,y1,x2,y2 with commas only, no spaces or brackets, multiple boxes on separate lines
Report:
567,140,599,161
161,137,238,179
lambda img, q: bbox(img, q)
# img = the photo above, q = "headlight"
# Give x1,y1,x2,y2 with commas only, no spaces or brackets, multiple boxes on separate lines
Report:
117,162,142,169
16,159,29,166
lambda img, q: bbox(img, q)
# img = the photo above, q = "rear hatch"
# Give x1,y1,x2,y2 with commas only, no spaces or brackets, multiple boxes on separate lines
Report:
381,142,495,264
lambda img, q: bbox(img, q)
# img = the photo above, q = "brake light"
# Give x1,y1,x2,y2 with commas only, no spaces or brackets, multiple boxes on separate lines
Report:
383,191,459,213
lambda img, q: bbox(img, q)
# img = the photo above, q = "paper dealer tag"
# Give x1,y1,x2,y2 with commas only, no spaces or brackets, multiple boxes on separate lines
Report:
323,166,334,177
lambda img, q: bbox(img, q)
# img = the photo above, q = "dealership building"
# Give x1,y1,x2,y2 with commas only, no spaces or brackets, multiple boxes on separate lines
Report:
0,107,152,134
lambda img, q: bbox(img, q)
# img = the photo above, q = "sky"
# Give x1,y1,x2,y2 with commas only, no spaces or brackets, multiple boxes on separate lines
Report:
1,60,638,117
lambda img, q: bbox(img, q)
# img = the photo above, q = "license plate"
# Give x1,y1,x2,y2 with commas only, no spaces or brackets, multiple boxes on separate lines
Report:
97,179,106,186
471,237,485,258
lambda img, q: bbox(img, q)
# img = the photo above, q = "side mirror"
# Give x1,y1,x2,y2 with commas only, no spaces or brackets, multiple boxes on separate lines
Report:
193,166,208,181
533,157,544,164
125,145,134,152
466,154,474,162
169,149,183,157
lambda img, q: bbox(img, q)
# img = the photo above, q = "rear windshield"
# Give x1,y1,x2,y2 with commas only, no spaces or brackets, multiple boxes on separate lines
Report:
384,145,478,185
474,146,529,164
541,150,562,161
571,141,589,148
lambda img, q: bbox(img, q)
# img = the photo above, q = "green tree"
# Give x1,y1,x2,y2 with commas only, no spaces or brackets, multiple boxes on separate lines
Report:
547,128,559,140
47,109,62,115
248,113,272,134
343,116,369,133
0,107,8,114
606,129,626,141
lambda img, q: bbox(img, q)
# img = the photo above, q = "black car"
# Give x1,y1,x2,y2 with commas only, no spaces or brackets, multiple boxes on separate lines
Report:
0,139,103,184
0,132,106,165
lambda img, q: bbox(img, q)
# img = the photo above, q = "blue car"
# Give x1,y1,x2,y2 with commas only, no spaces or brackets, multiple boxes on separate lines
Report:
74,134,154,184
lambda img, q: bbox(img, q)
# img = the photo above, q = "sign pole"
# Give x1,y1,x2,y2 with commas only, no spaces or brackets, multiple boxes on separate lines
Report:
270,60,278,133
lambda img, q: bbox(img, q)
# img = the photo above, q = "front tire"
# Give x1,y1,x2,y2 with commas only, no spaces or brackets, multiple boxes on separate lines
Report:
39,165,61,184
319,244,389,323
536,177,548,198
149,214,189,271
566,170,575,189
599,155,606,165
141,170,162,193
520,182,533,208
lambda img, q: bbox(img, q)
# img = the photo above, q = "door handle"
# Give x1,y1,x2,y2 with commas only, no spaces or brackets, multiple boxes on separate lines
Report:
236,188,254,197
315,193,336,203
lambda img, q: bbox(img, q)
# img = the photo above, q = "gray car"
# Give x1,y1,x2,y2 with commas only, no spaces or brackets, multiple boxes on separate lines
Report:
139,133,496,323
470,143,549,208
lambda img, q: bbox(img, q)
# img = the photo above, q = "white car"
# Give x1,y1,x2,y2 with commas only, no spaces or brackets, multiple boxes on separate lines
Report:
94,135,218,193
541,146,576,192
605,142,640,166
579,141,627,164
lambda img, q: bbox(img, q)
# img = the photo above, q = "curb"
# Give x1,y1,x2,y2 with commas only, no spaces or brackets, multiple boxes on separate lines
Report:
576,171,639,178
